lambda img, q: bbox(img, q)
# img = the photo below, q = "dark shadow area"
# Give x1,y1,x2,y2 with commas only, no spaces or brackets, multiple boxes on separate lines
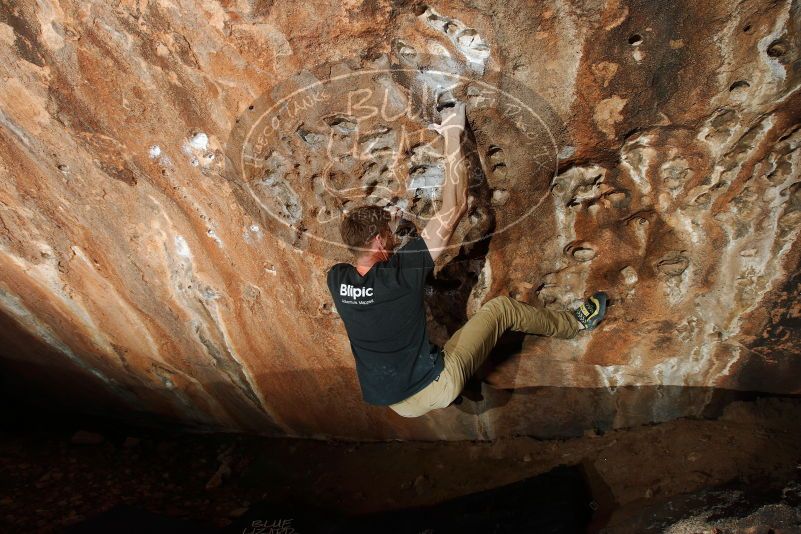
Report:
0,354,231,436
0,386,601,532
2,380,800,533
241,464,591,534
63,465,592,534
64,506,218,534
3,348,801,441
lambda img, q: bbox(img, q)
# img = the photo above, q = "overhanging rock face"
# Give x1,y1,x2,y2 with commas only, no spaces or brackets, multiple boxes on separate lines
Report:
0,0,799,440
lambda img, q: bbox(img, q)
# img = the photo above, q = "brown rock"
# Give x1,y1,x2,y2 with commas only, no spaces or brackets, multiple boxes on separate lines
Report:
0,0,798,442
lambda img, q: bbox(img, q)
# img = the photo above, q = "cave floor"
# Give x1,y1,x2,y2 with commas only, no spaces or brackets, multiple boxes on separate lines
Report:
1,397,800,532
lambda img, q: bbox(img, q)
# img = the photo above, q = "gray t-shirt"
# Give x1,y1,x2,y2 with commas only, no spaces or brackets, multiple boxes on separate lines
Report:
326,236,445,405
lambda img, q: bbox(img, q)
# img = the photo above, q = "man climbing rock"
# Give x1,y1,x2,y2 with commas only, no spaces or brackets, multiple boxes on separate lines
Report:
326,102,608,417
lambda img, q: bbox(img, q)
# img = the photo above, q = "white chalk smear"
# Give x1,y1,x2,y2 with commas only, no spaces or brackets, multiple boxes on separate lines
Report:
175,235,192,258
189,132,208,151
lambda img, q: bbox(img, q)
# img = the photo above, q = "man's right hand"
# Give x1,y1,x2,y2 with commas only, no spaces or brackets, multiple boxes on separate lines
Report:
428,102,466,138
422,102,469,262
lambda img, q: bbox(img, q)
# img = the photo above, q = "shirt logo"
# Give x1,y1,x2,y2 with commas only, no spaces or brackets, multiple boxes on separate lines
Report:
340,283,373,299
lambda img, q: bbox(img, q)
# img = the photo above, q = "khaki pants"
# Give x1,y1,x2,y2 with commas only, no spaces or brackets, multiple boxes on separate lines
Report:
389,296,580,418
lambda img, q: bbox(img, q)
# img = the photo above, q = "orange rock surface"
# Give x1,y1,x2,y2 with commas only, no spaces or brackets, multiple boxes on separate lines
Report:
0,0,798,439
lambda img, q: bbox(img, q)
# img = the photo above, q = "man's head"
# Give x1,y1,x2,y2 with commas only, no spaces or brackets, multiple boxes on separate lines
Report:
340,205,397,259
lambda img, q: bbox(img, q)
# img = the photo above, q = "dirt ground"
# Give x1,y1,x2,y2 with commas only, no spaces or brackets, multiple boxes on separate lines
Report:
1,397,800,532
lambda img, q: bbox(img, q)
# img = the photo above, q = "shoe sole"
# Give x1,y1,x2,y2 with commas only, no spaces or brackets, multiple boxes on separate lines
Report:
585,292,608,330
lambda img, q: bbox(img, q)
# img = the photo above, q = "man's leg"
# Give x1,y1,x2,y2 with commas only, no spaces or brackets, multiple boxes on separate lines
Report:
388,372,450,417
442,295,580,399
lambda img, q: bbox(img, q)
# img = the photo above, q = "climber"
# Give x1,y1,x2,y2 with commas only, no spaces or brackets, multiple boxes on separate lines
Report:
325,102,608,417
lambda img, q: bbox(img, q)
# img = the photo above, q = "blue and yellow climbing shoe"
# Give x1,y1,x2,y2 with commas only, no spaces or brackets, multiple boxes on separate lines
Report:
573,292,608,330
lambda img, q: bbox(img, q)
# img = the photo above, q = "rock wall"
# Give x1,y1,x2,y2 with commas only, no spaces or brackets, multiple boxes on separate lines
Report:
0,0,799,440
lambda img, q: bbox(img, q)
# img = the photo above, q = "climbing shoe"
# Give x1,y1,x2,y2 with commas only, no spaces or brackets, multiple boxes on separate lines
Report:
573,292,608,330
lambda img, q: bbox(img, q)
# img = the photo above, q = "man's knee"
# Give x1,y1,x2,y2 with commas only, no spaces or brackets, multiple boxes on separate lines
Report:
480,295,514,317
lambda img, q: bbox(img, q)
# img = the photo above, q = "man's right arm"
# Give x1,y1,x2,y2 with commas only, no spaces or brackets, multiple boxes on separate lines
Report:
421,103,469,262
